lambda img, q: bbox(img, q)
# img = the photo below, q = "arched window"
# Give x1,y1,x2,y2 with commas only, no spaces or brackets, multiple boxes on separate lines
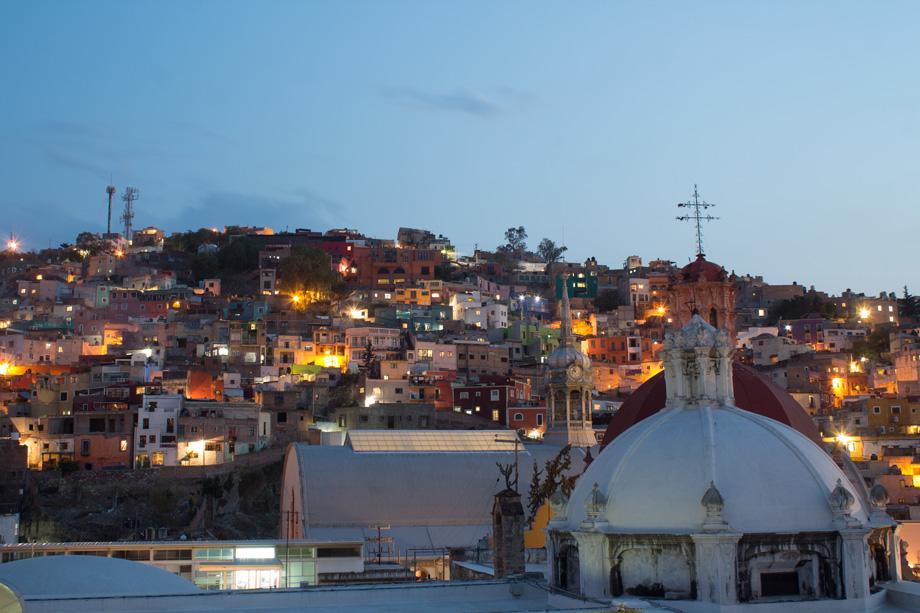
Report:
377,267,390,275
513,412,524,422
709,307,718,328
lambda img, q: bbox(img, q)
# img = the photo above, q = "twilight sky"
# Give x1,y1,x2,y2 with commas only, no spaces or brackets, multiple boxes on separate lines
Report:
2,1,919,294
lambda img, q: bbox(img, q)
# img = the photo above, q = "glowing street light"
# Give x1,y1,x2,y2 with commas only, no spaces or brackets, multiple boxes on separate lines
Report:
858,307,871,320
6,238,19,252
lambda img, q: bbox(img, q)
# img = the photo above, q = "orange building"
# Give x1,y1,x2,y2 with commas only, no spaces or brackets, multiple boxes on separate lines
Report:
350,244,443,288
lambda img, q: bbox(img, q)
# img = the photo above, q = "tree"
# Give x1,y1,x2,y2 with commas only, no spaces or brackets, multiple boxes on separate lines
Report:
217,237,259,274
594,289,623,312
360,340,376,373
527,445,579,522
190,253,219,281
536,238,566,263
503,226,527,253
851,326,893,362
276,246,337,295
899,286,920,321
526,461,544,522
74,232,106,256
165,228,222,254
768,292,837,323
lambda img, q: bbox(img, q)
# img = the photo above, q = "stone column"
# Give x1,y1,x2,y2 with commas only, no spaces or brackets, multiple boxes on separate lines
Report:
573,531,609,599
839,528,871,600
691,532,742,605
889,525,903,582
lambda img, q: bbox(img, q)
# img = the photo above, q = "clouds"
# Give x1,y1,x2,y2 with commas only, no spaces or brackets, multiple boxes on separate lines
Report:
380,85,537,118
159,188,349,233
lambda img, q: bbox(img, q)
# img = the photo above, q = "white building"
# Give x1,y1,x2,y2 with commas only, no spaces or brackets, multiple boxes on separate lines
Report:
750,333,813,366
547,316,899,609
134,394,182,468
450,291,508,329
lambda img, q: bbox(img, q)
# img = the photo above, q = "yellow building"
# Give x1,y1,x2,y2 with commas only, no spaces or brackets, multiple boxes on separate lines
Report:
864,397,920,430
395,287,431,306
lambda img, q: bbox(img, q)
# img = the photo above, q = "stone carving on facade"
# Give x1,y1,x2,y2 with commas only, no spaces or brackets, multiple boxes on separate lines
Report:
581,483,607,527
548,488,569,522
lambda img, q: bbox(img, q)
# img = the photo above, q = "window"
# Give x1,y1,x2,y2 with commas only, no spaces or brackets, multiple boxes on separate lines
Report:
151,452,165,466
490,390,500,401
277,412,287,423
139,435,147,448
873,406,881,414
80,440,90,456
513,413,524,422
120,440,128,452
459,391,469,399
536,413,544,426
491,410,500,421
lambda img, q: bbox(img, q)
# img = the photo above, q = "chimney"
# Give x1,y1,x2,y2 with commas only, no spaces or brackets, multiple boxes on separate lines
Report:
491,489,525,577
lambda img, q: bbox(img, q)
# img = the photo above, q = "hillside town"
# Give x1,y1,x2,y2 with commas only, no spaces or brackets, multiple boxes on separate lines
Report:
1,188,920,612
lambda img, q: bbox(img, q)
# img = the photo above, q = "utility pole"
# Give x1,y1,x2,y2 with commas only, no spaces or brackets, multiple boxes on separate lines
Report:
676,184,719,257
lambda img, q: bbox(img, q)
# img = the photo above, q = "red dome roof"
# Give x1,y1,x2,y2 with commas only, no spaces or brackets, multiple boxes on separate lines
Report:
601,362,822,447
679,254,728,282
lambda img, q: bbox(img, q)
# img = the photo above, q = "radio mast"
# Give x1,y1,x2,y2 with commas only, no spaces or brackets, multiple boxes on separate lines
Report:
121,187,139,241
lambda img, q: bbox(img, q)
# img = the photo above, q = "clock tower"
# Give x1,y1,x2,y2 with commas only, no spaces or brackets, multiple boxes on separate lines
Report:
544,274,596,447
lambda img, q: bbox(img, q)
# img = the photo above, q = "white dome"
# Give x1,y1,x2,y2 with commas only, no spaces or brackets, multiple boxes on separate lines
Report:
0,555,200,599
559,403,870,534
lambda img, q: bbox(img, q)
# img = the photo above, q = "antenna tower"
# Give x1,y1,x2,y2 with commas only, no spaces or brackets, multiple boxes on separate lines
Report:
106,184,116,237
676,184,718,257
121,187,139,241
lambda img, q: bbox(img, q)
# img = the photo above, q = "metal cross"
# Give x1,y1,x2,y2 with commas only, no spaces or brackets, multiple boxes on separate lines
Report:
676,184,718,257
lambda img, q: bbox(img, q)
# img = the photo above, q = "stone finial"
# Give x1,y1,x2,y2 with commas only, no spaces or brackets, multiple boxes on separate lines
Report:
828,479,861,529
869,483,890,509
829,479,855,513
662,315,734,408
700,481,730,532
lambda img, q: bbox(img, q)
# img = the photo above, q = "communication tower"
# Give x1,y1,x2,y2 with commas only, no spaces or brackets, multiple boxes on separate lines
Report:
121,187,139,242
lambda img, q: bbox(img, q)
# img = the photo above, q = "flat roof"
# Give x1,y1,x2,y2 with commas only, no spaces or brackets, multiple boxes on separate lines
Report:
346,430,521,453
0,539,362,550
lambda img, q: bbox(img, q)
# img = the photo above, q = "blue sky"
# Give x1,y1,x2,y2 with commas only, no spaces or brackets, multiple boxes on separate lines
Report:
2,1,919,294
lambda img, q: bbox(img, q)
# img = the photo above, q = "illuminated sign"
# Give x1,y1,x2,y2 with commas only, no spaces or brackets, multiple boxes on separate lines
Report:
235,547,275,560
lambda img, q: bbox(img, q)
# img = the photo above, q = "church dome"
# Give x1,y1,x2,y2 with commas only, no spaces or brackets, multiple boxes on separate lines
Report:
558,403,870,534
546,316,896,607
547,344,591,371
601,362,822,446
678,253,729,282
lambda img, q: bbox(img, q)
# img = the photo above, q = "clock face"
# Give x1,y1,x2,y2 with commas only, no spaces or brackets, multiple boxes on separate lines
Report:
567,364,582,379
